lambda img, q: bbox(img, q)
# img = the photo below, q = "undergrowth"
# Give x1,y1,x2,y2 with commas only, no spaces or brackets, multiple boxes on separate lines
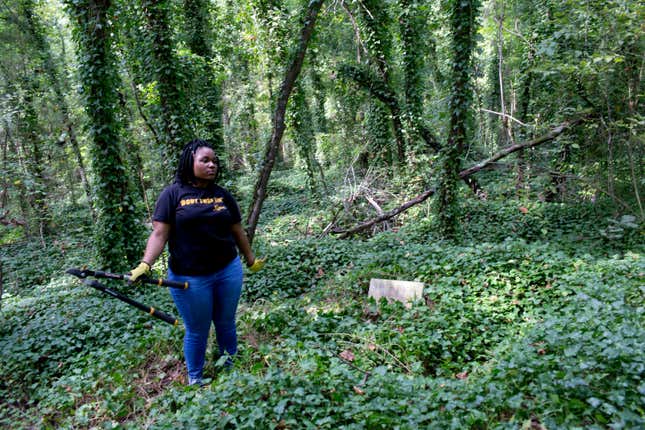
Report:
0,171,643,429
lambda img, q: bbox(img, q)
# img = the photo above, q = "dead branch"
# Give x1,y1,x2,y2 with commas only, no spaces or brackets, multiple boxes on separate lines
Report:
365,194,383,215
458,115,589,178
320,205,344,238
332,188,435,238
331,115,592,237
340,0,367,62
480,108,531,127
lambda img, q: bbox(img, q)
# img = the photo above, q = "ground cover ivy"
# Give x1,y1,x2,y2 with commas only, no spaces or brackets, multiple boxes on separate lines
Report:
1,192,642,429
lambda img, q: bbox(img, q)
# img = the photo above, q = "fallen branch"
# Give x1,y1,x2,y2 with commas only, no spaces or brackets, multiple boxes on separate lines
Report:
333,188,435,238
331,115,591,237
459,115,589,178
325,331,413,374
365,194,384,215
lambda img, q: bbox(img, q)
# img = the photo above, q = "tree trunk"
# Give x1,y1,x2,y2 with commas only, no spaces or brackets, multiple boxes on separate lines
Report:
437,0,481,238
1,127,9,210
400,0,425,154
515,69,533,196
495,4,513,147
142,0,190,172
66,0,144,270
0,261,3,311
340,64,488,197
357,0,405,162
10,127,33,237
308,57,327,133
245,0,325,245
18,75,53,237
184,0,211,57
340,65,439,155
184,0,225,160
289,82,318,193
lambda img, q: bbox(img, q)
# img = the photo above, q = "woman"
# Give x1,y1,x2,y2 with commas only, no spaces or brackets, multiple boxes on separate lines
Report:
129,139,264,386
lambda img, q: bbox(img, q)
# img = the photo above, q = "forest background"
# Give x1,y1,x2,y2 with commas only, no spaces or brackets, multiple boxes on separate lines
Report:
0,0,643,428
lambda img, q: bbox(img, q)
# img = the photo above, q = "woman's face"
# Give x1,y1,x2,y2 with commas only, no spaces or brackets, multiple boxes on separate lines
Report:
193,146,218,183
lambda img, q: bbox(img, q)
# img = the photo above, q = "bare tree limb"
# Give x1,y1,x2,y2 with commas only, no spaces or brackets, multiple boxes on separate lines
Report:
458,116,588,178
480,108,531,127
331,115,592,237
340,0,367,62
365,194,384,215
333,188,435,238
0,210,27,227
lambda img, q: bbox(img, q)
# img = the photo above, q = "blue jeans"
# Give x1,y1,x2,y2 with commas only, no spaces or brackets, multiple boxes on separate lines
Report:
168,256,244,382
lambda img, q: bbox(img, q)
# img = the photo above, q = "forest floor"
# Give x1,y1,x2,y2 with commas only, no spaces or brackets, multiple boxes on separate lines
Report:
0,170,643,429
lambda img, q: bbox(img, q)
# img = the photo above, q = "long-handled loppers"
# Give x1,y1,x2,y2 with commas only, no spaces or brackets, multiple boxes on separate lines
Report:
66,268,185,326
66,267,188,289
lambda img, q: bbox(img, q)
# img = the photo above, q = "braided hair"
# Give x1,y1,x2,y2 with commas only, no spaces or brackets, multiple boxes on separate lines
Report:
174,139,221,185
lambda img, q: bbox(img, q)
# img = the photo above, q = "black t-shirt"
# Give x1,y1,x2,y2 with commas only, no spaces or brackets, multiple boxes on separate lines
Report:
153,182,242,275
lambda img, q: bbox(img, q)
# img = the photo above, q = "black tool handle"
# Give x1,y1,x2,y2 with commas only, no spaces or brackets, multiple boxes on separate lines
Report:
138,276,188,290
148,307,179,325
83,279,178,326
67,267,188,289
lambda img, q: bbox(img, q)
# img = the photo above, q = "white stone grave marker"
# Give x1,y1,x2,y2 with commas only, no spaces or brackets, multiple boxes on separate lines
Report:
368,278,424,308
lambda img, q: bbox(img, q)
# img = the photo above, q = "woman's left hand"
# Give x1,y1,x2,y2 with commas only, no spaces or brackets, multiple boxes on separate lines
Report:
248,257,265,273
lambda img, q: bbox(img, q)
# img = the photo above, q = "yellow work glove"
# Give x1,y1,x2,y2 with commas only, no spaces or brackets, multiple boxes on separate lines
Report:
128,261,151,283
248,258,265,273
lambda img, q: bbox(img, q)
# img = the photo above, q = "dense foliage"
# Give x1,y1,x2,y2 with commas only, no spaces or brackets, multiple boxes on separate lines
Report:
0,0,643,428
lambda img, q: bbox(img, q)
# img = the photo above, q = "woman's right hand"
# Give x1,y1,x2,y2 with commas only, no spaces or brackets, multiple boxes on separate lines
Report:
132,221,170,284
128,261,151,283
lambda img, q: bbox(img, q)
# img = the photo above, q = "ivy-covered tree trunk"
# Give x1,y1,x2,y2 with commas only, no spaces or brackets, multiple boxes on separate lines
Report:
0,130,8,212
400,0,425,153
308,56,327,133
236,58,260,170
515,69,533,195
16,75,53,238
183,0,224,158
142,0,190,172
289,82,321,193
184,0,210,56
66,0,143,271
437,0,481,238
365,100,394,166
358,0,406,163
